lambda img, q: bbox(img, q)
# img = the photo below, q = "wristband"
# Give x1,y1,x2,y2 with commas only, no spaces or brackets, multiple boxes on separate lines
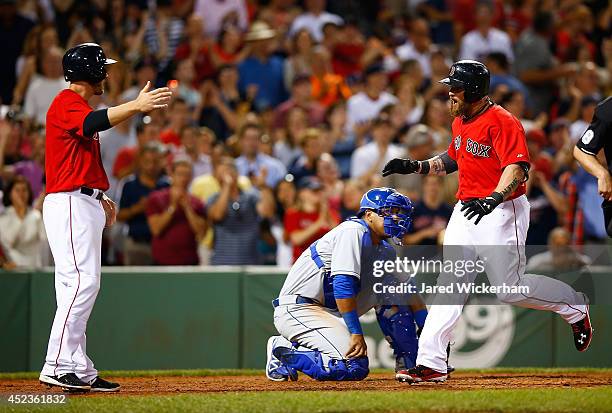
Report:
489,191,504,204
342,309,363,335
418,161,430,174
414,309,428,330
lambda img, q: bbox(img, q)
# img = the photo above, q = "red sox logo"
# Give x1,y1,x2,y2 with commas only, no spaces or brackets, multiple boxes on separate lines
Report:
454,135,461,151
465,138,491,157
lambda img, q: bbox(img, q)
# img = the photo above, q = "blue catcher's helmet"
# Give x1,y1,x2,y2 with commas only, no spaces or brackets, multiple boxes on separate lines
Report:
358,187,414,242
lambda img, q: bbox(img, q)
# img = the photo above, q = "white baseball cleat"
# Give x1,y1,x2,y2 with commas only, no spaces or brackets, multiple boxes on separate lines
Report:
266,336,298,382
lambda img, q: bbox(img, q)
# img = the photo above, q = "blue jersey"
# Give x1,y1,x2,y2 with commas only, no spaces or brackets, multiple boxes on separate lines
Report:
278,218,396,315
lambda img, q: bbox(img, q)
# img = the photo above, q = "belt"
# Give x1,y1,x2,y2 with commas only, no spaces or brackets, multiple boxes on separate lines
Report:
272,295,316,308
81,187,104,200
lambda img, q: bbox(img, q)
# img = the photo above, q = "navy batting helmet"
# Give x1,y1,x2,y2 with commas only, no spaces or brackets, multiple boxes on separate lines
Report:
358,187,414,241
439,60,490,103
63,43,117,84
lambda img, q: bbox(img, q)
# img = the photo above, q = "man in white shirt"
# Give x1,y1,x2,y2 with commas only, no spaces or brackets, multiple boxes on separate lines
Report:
194,0,248,37
458,2,513,63
526,227,591,272
23,47,69,126
289,0,343,42
350,113,405,179
346,64,398,133
395,18,435,78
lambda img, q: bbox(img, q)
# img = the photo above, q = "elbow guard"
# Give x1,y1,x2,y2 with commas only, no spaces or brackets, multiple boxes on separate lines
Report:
83,109,111,137
440,152,458,174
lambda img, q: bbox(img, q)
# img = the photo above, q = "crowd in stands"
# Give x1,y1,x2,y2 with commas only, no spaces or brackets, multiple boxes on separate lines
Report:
0,0,610,269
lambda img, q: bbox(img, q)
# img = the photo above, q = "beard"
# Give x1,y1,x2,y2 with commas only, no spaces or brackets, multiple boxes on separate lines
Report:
449,98,468,117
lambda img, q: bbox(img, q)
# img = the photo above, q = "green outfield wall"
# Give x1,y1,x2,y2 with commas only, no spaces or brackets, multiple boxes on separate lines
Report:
1,267,610,372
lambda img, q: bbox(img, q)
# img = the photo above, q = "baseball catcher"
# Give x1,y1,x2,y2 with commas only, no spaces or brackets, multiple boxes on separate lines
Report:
265,188,436,381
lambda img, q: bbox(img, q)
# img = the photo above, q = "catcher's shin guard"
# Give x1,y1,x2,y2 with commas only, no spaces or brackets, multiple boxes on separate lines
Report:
376,305,418,371
274,346,369,381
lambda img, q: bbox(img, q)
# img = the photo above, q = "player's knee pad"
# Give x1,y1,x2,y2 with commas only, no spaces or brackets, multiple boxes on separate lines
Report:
376,305,418,369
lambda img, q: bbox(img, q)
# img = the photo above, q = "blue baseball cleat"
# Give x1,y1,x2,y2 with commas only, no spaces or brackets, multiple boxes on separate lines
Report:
266,336,298,382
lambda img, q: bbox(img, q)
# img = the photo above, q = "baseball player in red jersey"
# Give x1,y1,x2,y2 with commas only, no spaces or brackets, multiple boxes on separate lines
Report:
383,60,593,383
39,43,171,392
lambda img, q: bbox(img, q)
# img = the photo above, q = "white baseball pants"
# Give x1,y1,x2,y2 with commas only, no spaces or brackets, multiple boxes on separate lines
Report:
417,195,588,372
274,304,350,361
41,190,105,382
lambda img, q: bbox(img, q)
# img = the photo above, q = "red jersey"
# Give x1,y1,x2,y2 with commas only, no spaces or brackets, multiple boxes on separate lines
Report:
284,208,340,263
45,89,109,193
112,146,137,179
145,188,206,265
160,128,181,147
447,104,530,201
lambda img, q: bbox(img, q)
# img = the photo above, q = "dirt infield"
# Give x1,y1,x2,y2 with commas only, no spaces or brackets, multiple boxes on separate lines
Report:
2,371,611,396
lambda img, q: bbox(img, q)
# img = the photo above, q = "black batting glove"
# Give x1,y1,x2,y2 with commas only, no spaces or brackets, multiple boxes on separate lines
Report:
382,158,420,177
460,192,504,225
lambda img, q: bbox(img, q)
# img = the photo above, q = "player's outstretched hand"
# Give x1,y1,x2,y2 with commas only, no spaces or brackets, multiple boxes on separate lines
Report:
382,158,420,177
345,334,367,359
135,81,173,112
461,192,503,225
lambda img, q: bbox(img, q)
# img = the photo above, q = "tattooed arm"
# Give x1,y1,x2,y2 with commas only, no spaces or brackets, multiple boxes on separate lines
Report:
423,152,458,176
494,163,529,200
461,162,530,224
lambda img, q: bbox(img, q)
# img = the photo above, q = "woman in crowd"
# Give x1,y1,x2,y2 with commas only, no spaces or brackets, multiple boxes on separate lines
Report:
420,96,452,151
211,25,249,68
274,106,308,167
284,28,315,91
0,176,46,268
325,102,355,179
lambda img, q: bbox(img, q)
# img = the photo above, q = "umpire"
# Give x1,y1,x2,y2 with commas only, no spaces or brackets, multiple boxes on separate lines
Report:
573,96,612,236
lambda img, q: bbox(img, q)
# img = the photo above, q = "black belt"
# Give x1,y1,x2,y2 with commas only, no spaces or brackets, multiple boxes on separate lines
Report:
80,187,104,200
272,296,316,308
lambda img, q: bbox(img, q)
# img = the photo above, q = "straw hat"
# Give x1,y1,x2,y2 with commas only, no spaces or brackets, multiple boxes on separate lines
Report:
245,21,277,41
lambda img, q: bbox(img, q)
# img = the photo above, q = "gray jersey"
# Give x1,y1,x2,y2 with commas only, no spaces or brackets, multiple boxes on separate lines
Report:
278,218,396,316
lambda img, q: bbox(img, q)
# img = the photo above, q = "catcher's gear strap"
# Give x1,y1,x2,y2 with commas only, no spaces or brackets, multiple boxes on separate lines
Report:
83,109,111,137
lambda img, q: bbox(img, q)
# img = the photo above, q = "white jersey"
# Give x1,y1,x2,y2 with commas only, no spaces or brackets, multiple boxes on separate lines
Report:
278,218,396,316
